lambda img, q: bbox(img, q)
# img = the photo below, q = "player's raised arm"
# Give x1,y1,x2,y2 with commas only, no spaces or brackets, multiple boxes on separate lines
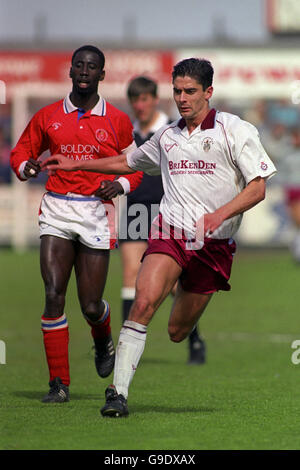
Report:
41,153,135,175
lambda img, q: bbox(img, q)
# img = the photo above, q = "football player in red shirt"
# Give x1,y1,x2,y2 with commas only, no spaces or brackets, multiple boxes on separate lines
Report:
10,45,142,403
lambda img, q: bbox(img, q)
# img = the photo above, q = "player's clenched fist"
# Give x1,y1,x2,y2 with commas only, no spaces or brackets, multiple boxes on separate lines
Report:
24,158,41,178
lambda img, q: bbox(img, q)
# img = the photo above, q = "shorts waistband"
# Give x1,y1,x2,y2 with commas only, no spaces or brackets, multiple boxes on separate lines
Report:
156,213,234,245
204,237,235,245
46,191,101,202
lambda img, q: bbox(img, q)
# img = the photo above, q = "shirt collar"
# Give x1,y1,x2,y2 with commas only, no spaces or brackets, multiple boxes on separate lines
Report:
63,94,106,116
177,108,216,131
133,111,169,135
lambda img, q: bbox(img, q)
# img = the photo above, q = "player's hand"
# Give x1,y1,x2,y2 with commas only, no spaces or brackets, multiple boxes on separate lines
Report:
41,154,76,173
195,212,225,239
95,180,124,200
24,158,41,178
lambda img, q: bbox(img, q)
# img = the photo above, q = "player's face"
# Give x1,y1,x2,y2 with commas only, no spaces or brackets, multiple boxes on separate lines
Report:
129,93,158,125
173,75,213,122
70,50,105,95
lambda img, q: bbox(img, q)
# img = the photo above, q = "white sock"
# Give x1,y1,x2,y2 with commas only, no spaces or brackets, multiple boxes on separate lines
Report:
113,320,147,399
121,287,136,300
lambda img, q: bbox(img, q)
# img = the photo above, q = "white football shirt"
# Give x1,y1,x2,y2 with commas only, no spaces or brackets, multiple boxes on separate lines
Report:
126,109,277,239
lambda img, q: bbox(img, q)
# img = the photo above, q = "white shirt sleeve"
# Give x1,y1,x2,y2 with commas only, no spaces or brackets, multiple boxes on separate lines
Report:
18,161,29,180
116,176,130,195
234,121,277,184
126,133,161,175
121,140,137,154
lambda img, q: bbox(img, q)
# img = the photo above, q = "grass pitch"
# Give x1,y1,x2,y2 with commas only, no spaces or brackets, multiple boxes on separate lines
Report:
0,247,300,450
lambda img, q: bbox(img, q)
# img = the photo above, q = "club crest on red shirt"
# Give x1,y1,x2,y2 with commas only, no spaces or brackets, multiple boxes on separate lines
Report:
96,129,108,143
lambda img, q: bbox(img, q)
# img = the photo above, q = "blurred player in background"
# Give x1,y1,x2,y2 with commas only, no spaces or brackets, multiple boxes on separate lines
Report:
279,128,300,262
10,45,142,403
118,77,167,325
98,76,206,364
42,57,276,418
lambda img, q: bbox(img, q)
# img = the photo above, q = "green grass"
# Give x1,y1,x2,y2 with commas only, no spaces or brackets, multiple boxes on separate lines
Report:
1,247,300,450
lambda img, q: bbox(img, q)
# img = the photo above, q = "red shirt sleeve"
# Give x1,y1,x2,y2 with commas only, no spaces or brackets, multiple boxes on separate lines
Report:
117,112,134,152
124,170,143,193
10,108,49,180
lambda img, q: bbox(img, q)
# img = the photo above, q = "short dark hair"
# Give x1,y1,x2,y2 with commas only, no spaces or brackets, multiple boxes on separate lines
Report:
71,45,105,70
172,58,214,90
127,76,158,100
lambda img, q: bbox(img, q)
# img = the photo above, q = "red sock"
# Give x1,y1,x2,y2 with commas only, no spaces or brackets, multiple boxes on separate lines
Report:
41,314,70,386
85,300,111,340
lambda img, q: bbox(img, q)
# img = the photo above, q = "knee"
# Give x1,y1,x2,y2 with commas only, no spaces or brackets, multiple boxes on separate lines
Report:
82,301,102,323
168,324,188,343
129,295,155,323
44,287,65,317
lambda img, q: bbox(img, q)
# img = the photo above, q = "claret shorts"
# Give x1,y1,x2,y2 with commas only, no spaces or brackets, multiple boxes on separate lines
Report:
143,214,236,294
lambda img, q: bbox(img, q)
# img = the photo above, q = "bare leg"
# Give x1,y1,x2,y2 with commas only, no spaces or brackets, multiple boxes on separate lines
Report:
170,281,206,364
40,235,76,388
129,253,183,325
168,282,212,343
40,235,75,318
74,244,110,321
109,254,182,402
289,201,300,226
74,244,114,378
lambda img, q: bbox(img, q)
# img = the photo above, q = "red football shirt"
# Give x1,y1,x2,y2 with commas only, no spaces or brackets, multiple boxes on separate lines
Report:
10,94,142,195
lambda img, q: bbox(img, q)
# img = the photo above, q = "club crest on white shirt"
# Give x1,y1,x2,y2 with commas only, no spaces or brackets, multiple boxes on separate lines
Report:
260,161,268,171
202,137,213,152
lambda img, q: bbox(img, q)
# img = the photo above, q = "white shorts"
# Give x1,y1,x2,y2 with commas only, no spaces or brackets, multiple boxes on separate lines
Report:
39,192,117,249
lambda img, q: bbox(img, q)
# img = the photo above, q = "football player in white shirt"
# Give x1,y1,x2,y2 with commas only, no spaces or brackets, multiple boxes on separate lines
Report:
98,75,207,365
43,58,277,418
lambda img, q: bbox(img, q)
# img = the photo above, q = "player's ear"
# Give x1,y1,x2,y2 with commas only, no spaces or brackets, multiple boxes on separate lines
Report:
99,70,105,82
69,66,73,79
205,86,213,100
